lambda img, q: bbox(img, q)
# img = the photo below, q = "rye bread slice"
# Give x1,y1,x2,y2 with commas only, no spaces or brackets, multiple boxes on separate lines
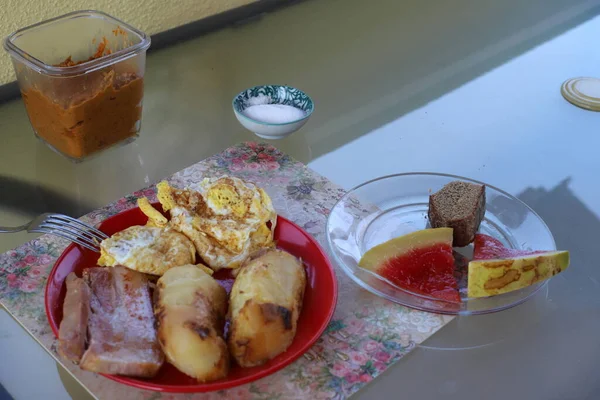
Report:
428,181,486,247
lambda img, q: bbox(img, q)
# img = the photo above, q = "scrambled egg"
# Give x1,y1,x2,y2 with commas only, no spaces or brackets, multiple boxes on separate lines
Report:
156,176,277,270
98,225,196,275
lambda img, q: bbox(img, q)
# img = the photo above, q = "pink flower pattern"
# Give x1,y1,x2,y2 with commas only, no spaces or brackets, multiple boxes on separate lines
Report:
331,362,351,378
349,351,369,366
362,339,382,353
19,278,39,293
375,351,392,363
0,142,449,400
212,142,290,175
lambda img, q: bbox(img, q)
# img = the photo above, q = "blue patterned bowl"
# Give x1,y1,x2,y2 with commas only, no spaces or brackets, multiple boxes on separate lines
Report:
232,85,314,139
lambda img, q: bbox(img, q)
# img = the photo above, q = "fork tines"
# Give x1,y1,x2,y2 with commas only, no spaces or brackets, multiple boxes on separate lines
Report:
32,214,108,252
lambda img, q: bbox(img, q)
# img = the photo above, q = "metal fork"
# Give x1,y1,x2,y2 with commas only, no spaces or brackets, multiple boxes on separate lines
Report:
0,213,108,252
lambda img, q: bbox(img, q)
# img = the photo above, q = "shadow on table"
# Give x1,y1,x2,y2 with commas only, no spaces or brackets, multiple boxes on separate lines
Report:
133,0,600,165
0,384,12,400
515,178,600,399
0,175,93,218
518,177,598,262
518,177,600,301
300,0,600,157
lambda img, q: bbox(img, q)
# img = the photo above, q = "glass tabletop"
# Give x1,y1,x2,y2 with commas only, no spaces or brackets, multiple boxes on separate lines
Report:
2,0,600,398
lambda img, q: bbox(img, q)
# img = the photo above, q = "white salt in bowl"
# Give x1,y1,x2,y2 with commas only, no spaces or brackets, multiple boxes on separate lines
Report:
232,85,314,139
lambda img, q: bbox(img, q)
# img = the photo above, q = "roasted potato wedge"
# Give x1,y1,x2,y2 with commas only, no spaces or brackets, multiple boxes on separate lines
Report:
228,249,306,367
155,264,229,381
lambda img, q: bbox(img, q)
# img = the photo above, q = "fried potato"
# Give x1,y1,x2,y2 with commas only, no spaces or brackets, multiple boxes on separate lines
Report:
155,265,229,381
137,197,168,228
228,249,306,367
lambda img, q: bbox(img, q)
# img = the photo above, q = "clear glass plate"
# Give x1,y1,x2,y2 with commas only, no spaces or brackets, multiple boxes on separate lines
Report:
326,173,555,315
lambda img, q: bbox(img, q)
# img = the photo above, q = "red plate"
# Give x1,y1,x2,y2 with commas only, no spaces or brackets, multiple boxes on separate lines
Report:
45,205,337,393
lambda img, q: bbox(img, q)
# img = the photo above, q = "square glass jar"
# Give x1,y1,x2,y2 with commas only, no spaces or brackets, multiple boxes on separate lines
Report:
4,10,151,161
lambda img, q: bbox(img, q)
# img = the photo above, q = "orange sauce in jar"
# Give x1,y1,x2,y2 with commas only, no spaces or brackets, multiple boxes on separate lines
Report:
20,36,144,160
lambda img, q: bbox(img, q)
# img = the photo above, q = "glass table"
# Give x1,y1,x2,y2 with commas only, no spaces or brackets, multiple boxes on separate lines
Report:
2,0,600,398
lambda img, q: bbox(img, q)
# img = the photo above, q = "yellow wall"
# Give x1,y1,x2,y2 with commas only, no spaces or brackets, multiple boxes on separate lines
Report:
0,0,256,85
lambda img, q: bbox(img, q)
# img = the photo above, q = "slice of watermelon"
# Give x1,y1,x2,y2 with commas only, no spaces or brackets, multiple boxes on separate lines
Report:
472,234,545,260
359,228,460,302
468,234,570,298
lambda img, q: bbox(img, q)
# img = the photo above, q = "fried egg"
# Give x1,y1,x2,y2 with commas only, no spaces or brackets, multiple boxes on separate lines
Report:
137,197,168,227
156,176,277,270
98,225,196,276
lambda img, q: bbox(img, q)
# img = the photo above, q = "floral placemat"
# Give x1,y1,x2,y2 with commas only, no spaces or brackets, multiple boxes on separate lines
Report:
0,142,453,399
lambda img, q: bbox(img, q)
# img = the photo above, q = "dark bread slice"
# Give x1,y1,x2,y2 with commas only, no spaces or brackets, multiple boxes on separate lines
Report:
428,181,486,247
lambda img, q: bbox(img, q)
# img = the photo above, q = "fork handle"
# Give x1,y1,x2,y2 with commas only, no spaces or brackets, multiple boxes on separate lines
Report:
0,224,29,233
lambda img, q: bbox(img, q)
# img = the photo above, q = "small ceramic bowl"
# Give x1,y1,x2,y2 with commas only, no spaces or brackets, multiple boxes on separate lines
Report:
232,85,314,139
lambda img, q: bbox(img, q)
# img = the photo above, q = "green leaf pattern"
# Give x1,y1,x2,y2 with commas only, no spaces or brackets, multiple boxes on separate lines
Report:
233,85,314,114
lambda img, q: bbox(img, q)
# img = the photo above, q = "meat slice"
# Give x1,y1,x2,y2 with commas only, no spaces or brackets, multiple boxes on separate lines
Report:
79,266,163,378
58,272,91,363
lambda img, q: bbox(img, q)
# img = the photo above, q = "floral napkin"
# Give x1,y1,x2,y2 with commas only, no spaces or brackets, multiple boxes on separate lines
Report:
0,142,453,399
